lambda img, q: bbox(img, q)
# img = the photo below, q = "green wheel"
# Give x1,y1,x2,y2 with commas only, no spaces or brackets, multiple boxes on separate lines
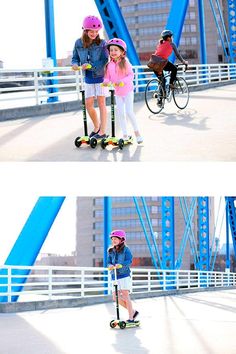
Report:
90,137,97,149
74,137,82,148
118,138,124,150
119,321,126,329
101,139,107,149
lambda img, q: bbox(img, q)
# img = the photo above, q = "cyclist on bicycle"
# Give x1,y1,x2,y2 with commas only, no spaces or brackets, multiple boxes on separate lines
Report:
152,30,188,105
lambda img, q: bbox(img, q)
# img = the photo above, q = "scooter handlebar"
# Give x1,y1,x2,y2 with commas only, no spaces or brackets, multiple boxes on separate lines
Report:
72,64,92,71
101,82,124,88
108,264,123,271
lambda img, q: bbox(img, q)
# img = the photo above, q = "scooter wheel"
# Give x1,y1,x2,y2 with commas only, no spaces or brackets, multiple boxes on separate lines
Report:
74,137,82,148
90,137,97,149
110,320,116,328
101,139,107,149
118,138,124,150
119,321,126,329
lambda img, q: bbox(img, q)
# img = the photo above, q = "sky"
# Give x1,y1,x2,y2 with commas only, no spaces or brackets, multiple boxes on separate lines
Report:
0,0,99,69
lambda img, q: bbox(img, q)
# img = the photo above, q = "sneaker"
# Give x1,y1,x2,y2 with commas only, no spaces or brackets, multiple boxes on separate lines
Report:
93,133,107,140
89,129,100,138
133,310,139,320
123,135,132,142
126,319,135,323
136,136,143,144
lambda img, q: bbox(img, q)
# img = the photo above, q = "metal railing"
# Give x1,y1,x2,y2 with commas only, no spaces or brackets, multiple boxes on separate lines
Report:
0,265,235,303
1,63,236,110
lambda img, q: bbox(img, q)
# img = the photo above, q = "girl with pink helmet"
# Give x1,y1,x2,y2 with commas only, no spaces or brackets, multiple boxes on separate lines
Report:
71,16,108,139
103,38,143,144
108,229,139,323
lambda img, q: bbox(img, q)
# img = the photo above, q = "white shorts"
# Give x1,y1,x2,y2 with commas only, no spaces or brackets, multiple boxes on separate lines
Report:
113,276,132,292
85,83,108,98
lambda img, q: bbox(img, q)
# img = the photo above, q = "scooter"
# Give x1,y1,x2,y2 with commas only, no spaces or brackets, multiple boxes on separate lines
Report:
97,83,133,150
74,64,92,148
108,265,140,330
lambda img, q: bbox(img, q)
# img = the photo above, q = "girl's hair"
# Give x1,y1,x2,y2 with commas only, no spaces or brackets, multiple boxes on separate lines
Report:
82,30,101,48
108,242,126,254
105,47,128,74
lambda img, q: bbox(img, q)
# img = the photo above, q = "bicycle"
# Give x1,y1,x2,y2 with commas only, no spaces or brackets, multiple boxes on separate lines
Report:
145,64,189,114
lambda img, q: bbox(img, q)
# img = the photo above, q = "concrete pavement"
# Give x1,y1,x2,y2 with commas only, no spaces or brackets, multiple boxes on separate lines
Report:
0,289,236,354
0,84,236,161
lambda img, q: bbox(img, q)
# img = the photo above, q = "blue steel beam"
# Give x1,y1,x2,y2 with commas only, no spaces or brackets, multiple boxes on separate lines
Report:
225,197,236,257
133,197,159,269
0,197,65,302
176,198,198,270
94,0,141,65
198,0,207,64
208,0,231,62
197,197,210,271
227,0,236,62
166,0,189,63
161,197,175,269
44,0,58,102
103,197,112,268
141,197,162,268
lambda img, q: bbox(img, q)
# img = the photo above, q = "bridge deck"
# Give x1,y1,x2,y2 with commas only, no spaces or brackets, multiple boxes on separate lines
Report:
0,84,235,162
0,289,236,354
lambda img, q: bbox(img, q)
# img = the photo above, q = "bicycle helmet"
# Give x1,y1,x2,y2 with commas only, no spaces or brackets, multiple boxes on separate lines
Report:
82,16,102,30
110,230,126,242
161,29,173,39
106,38,127,52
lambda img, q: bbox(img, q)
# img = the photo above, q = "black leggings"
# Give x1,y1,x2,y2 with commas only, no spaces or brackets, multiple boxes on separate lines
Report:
154,61,177,85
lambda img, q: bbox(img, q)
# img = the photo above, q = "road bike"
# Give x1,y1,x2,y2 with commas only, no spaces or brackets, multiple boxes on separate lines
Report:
145,65,189,114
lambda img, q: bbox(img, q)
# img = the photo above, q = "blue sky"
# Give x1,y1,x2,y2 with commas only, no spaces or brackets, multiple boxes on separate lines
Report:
0,0,98,68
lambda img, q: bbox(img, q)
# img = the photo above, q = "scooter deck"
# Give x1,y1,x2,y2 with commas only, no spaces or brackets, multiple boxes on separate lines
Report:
125,320,140,328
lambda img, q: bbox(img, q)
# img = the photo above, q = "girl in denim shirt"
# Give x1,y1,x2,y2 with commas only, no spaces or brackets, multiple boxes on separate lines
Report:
71,16,108,139
108,230,139,323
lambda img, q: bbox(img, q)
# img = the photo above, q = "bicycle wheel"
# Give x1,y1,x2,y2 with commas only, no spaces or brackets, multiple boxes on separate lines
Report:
145,79,165,114
173,77,189,109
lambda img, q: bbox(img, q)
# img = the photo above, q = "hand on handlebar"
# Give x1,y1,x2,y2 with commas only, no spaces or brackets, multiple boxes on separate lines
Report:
101,82,124,87
108,264,122,270
71,63,92,71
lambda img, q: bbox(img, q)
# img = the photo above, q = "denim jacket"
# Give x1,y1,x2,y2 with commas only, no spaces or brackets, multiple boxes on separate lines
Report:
71,38,108,80
107,246,133,280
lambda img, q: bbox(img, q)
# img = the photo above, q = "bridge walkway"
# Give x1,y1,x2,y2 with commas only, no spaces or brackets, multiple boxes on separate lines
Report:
0,289,236,354
0,84,235,162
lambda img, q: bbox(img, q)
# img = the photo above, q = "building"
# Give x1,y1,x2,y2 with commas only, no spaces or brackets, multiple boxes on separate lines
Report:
57,1,228,68
118,0,227,64
76,197,215,270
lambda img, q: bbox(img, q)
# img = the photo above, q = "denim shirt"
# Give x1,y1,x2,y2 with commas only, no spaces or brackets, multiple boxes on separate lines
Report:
71,38,108,82
107,246,133,280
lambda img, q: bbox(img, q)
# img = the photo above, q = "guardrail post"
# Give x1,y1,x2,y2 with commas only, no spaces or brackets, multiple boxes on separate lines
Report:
81,270,85,297
7,266,11,303
34,71,39,105
48,268,52,300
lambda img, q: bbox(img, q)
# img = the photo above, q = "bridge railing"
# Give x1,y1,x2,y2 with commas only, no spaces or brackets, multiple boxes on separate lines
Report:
1,63,236,110
0,265,235,303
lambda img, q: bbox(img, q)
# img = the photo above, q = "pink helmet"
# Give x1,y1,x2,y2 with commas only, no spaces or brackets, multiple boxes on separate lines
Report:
82,16,102,30
107,38,127,52
110,229,126,241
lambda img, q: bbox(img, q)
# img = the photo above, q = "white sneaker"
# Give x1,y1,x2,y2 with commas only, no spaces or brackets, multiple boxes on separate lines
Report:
136,136,143,144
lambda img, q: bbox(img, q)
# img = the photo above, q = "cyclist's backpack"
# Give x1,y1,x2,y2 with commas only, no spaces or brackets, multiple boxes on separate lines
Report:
147,54,167,75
